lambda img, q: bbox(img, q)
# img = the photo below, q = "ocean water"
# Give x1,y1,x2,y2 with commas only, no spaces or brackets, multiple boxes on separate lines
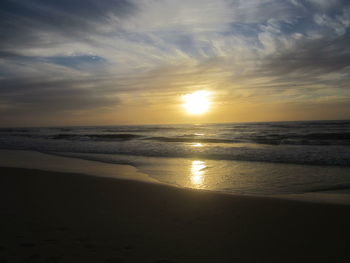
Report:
1,120,350,195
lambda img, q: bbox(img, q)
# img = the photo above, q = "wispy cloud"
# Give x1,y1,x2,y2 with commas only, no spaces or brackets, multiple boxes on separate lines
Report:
1,0,350,125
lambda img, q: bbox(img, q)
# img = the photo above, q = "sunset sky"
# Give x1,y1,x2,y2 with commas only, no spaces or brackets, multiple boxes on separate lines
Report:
1,0,350,126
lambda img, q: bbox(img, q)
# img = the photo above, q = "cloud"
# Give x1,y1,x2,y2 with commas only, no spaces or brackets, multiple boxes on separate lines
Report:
0,0,136,47
262,35,350,74
1,0,350,125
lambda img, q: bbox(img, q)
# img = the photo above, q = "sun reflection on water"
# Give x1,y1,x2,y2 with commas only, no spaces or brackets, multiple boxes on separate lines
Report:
190,160,206,187
191,143,203,147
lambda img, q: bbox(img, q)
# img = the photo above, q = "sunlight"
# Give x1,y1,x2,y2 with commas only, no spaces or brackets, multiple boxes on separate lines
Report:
190,160,206,186
191,143,203,147
183,91,211,115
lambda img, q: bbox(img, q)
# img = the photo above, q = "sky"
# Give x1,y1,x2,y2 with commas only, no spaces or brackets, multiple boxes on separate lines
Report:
1,0,350,126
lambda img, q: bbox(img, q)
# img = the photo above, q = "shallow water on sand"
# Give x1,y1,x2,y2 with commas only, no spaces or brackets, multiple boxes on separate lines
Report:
50,152,350,196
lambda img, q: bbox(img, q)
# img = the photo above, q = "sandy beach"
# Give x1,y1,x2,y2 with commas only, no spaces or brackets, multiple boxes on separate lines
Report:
1,166,350,263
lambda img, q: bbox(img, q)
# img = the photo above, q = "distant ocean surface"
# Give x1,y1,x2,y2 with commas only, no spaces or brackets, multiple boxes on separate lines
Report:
1,120,350,195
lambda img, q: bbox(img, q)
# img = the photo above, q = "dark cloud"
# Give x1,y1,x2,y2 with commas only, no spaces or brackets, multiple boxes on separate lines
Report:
0,77,120,114
0,0,136,50
291,0,348,12
257,34,350,89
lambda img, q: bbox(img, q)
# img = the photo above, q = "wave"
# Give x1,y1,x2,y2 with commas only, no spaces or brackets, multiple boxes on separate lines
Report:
302,133,350,140
143,136,235,143
251,133,350,145
3,130,350,145
0,128,29,133
43,145,350,168
1,138,350,167
143,132,350,145
299,121,350,126
51,133,144,141
103,126,185,132
49,133,239,144
103,129,151,133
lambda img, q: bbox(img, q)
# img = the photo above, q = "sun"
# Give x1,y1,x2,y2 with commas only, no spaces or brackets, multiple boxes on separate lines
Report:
182,90,211,115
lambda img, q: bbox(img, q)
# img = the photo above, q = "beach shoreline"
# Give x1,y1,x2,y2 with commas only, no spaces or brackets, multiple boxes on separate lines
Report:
0,149,159,184
1,166,350,262
1,149,350,205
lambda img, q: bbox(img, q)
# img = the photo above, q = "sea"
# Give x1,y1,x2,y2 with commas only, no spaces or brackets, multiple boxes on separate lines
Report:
1,120,350,196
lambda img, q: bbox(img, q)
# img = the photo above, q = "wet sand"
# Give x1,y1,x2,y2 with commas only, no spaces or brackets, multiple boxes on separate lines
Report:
0,167,350,262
